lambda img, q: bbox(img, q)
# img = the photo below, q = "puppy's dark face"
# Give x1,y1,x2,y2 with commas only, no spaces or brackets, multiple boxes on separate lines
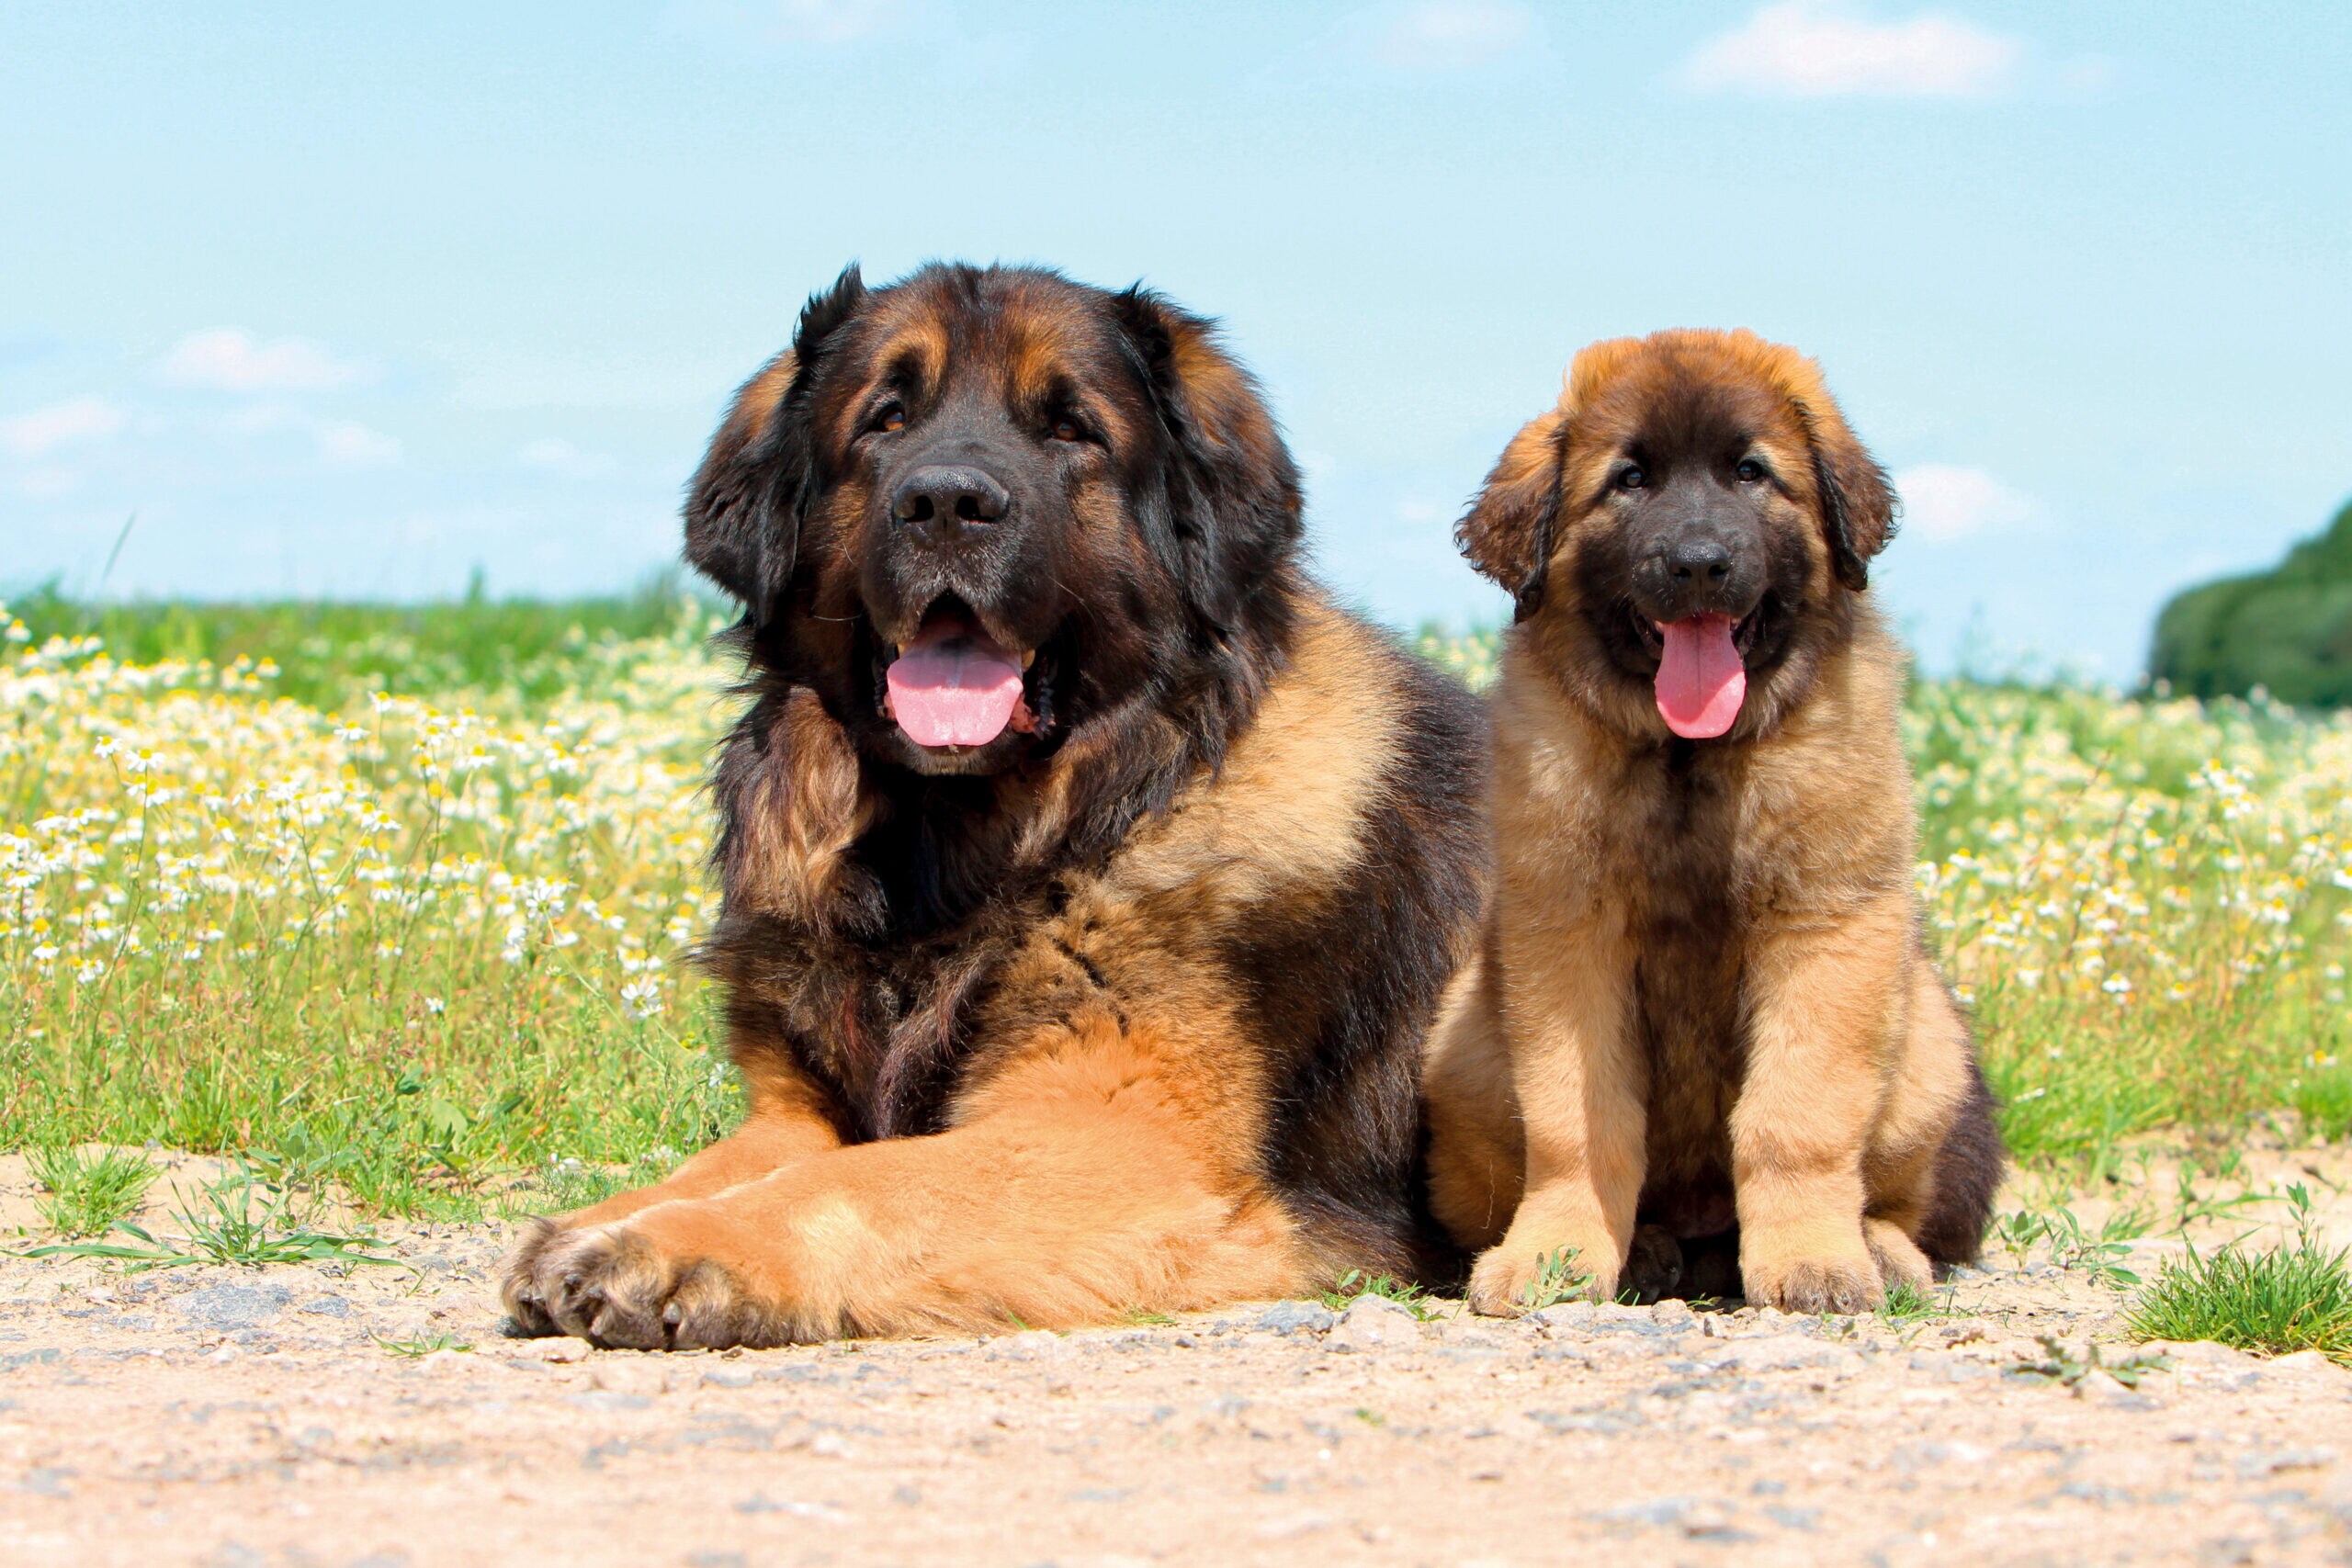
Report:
1459,330,1895,742
685,265,1301,777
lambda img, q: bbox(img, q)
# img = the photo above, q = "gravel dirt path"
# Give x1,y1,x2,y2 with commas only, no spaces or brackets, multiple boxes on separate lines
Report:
2,1147,2348,1568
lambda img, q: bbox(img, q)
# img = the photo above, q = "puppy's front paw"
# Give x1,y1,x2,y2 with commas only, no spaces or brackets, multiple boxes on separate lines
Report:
1466,1236,1617,1316
522,1223,790,1350
1865,1219,1934,1298
1743,1250,1883,1315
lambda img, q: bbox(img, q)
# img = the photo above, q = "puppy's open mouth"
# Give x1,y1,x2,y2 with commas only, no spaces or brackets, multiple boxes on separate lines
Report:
1633,611,1761,740
880,600,1042,750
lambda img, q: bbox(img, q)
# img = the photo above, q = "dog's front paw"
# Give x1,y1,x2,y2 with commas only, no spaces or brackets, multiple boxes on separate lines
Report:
1742,1249,1882,1314
1466,1235,1618,1316
1865,1219,1934,1298
499,1216,570,1337
520,1223,791,1350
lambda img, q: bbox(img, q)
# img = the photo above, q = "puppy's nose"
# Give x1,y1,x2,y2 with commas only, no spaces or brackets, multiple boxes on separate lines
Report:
1665,536,1732,583
891,465,1009,537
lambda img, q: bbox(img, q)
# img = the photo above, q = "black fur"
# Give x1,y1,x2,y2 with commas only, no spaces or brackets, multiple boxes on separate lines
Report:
1224,638,1488,1278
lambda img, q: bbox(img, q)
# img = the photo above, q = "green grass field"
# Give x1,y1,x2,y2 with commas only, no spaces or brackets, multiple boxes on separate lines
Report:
3,593,2348,1228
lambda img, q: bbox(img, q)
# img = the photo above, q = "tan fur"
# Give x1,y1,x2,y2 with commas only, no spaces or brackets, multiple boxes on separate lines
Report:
1427,330,1987,1315
1116,602,1395,905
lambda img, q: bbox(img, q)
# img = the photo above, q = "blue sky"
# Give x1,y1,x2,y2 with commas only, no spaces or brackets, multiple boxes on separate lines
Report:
5,1,2347,678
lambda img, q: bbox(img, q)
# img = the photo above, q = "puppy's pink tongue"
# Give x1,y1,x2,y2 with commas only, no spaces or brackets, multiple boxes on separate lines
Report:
886,624,1025,748
1655,615,1747,739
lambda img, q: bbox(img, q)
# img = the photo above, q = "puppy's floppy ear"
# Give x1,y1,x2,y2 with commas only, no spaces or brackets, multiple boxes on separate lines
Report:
684,264,868,625
1793,396,1897,592
1457,408,1566,621
1112,285,1304,632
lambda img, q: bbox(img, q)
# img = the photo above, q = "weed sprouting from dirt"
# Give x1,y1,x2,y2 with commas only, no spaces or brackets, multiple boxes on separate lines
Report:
1877,1279,1970,1324
2012,1335,2172,1389
18,1158,397,1271
374,1331,472,1358
1514,1248,1594,1313
1320,1270,1439,1320
1995,1201,2151,1286
2126,1185,2352,1366
26,1145,157,1237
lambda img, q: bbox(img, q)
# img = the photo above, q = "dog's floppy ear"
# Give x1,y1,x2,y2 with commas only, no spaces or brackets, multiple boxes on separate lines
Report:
1457,408,1566,621
1756,343,1897,593
684,265,868,625
1792,397,1896,592
1112,285,1304,632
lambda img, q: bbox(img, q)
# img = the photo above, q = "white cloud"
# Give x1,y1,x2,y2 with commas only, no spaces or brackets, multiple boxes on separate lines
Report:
0,394,125,457
770,0,904,42
220,402,401,467
1364,0,1536,72
1894,463,2034,542
154,328,373,393
315,421,401,468
517,438,618,480
666,0,909,45
1682,2,2019,98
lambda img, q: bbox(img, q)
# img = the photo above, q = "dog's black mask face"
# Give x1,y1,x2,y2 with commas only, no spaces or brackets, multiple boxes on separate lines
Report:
1457,330,1898,742
683,264,1304,779
1573,381,1819,697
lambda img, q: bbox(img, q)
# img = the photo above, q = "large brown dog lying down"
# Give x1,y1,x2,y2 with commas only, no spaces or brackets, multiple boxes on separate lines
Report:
501,265,1485,1348
1425,329,2003,1314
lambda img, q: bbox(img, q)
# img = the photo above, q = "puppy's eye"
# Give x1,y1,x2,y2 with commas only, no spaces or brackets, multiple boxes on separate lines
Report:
1616,466,1646,491
871,402,905,434
1736,458,1766,483
1050,416,1083,443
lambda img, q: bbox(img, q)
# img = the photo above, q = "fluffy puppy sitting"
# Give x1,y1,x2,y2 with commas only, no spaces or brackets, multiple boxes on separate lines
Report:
1424,329,2003,1314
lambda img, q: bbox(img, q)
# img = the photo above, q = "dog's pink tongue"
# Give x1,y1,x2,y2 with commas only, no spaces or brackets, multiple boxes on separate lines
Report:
886,623,1025,748
1655,615,1747,739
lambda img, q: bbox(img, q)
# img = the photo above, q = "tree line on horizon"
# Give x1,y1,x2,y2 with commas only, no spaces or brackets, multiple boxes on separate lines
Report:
2150,495,2352,708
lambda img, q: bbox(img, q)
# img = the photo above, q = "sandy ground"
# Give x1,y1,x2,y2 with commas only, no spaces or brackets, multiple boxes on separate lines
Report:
0,1145,2348,1567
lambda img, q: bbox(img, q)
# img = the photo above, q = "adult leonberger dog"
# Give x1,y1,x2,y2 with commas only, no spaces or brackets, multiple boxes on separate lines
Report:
1424,329,2002,1314
501,264,1484,1348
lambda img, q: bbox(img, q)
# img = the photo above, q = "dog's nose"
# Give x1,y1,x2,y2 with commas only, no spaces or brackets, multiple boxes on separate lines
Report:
891,465,1009,536
1665,536,1732,584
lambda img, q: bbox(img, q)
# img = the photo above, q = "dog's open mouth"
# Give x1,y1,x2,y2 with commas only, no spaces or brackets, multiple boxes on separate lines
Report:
881,602,1041,750
1635,611,1761,740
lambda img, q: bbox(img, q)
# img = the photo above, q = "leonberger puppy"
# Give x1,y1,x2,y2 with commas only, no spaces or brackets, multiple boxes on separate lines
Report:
501,264,1484,1348
1424,329,2002,1314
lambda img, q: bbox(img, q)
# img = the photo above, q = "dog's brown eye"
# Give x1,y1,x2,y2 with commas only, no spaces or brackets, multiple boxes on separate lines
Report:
1617,466,1646,491
1050,416,1082,443
868,402,905,434
1736,458,1765,483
